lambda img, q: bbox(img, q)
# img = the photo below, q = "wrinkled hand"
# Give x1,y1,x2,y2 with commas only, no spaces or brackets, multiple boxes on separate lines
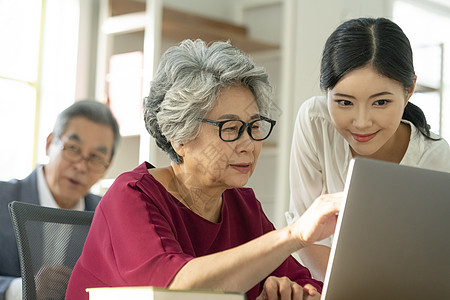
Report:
292,192,343,248
35,265,72,300
256,276,321,300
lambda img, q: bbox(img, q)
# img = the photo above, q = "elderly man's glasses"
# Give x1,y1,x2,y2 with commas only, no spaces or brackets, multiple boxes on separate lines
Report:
200,116,276,142
55,139,110,173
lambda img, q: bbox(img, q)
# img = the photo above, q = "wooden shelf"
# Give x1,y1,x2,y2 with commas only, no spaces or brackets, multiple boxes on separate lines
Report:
102,11,147,34
415,83,439,94
106,0,279,53
109,0,145,16
161,7,278,53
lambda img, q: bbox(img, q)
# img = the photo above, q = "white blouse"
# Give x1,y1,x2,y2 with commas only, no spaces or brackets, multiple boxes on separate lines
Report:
287,96,450,247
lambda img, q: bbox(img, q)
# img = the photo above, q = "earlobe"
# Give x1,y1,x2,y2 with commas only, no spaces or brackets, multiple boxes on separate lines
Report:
171,141,185,158
45,133,54,156
405,75,417,104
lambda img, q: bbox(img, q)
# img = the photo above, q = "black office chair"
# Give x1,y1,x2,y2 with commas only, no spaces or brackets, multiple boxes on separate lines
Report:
8,201,94,300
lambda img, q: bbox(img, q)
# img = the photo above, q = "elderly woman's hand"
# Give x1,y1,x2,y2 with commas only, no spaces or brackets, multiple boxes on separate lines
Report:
256,276,320,300
292,192,343,248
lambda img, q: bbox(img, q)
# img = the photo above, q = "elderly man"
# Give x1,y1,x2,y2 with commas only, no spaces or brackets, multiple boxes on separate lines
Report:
0,100,120,300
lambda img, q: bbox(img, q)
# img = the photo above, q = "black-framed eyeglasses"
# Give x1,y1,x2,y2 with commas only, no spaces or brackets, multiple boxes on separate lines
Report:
200,116,276,142
55,139,110,173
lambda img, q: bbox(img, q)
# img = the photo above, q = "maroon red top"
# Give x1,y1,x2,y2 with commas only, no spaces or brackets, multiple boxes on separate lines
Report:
66,162,322,300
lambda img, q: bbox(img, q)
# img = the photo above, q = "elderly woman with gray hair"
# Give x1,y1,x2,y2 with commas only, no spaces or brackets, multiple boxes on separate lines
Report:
66,39,342,300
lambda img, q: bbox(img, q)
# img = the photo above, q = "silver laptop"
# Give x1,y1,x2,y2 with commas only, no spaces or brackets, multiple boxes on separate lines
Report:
321,157,450,300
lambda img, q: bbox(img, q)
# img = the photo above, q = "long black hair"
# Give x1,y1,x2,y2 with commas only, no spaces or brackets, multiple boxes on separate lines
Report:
320,17,437,140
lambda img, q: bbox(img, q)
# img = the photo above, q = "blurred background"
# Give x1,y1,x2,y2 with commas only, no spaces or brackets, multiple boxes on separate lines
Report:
1,0,449,228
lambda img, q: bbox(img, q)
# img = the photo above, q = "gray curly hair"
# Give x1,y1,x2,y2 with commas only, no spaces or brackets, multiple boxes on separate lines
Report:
143,39,273,164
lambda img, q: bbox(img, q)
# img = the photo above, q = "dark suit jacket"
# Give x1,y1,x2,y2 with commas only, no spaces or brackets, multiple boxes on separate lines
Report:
0,167,100,300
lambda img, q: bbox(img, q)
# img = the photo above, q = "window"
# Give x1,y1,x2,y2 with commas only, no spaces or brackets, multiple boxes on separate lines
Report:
393,0,450,140
0,0,43,180
0,0,80,180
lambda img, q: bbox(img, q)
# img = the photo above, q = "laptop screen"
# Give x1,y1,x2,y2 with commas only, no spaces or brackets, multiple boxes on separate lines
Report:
321,157,450,300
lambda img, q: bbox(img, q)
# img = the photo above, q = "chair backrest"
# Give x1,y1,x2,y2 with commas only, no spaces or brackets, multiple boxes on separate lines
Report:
8,201,94,300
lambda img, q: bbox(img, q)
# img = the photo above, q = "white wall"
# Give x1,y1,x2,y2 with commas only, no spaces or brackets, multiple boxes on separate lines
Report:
293,0,393,115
